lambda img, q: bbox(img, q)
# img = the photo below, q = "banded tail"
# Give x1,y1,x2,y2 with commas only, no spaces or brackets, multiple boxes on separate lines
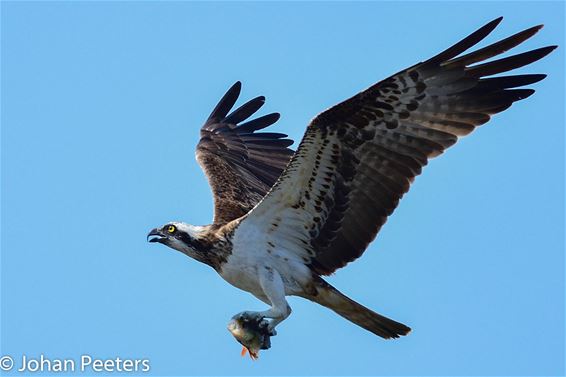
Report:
311,280,411,339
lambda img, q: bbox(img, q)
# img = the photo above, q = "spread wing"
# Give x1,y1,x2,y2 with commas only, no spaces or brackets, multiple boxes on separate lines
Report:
196,82,294,224
239,18,556,275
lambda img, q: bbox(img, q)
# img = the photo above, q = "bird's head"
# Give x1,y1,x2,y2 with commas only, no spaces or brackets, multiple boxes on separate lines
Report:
147,222,211,259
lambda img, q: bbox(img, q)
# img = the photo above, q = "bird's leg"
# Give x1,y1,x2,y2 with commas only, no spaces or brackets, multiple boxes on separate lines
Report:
256,266,291,334
232,266,291,333
230,267,291,350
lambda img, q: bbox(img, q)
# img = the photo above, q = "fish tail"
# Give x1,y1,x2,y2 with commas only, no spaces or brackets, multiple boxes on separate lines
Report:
311,279,411,339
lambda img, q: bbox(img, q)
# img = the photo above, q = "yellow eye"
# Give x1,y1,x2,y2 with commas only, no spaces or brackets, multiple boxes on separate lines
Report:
167,225,176,234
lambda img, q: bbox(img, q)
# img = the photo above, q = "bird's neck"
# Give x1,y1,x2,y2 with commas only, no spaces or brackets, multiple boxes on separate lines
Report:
185,222,238,271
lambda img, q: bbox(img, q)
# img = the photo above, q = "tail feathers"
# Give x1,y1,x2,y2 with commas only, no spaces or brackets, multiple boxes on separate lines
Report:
312,281,411,339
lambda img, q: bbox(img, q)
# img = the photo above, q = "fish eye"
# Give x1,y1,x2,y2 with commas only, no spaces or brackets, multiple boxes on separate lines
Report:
166,225,176,234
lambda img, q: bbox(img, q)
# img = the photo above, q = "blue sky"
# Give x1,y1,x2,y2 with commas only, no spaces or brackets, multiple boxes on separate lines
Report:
1,2,564,376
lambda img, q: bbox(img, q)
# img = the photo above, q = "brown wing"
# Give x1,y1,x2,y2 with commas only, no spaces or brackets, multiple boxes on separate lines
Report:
240,17,556,275
196,82,294,224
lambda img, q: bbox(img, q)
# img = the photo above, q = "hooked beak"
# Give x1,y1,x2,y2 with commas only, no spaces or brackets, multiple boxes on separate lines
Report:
147,228,166,243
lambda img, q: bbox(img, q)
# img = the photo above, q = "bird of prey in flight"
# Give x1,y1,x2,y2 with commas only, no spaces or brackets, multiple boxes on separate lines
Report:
148,17,555,341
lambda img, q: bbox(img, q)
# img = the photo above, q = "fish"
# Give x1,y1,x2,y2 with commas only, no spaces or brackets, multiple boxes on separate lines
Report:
227,315,274,360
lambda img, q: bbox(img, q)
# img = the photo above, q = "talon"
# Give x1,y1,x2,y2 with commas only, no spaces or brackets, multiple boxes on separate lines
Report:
258,319,269,329
233,311,260,323
260,332,272,350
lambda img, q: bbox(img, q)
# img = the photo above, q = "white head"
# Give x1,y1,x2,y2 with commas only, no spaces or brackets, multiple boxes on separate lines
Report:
147,222,212,262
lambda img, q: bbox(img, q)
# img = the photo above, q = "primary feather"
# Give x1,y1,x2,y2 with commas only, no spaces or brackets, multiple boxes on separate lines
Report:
196,82,294,224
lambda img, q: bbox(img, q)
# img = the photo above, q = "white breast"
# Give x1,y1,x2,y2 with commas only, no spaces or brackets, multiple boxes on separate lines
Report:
221,221,312,299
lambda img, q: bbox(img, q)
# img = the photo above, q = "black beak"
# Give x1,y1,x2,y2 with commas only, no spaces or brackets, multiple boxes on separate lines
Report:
147,228,166,243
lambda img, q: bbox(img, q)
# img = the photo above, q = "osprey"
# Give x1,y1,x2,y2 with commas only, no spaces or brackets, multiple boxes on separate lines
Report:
148,18,555,340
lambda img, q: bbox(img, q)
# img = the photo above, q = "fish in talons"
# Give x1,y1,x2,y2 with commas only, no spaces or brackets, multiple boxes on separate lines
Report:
227,314,276,360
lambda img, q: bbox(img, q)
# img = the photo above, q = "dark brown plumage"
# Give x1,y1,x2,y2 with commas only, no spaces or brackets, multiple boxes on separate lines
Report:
196,82,294,224
245,17,556,276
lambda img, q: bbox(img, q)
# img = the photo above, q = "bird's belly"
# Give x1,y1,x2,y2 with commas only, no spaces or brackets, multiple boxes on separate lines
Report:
219,250,310,298
219,259,263,296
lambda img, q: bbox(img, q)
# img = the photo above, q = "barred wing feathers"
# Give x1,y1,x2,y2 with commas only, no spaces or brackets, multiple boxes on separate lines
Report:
241,18,556,275
196,82,294,224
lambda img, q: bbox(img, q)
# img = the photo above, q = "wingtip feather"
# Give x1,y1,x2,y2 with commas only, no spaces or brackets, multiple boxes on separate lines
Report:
492,16,504,26
427,17,504,64
206,81,243,121
467,45,557,77
519,88,536,100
